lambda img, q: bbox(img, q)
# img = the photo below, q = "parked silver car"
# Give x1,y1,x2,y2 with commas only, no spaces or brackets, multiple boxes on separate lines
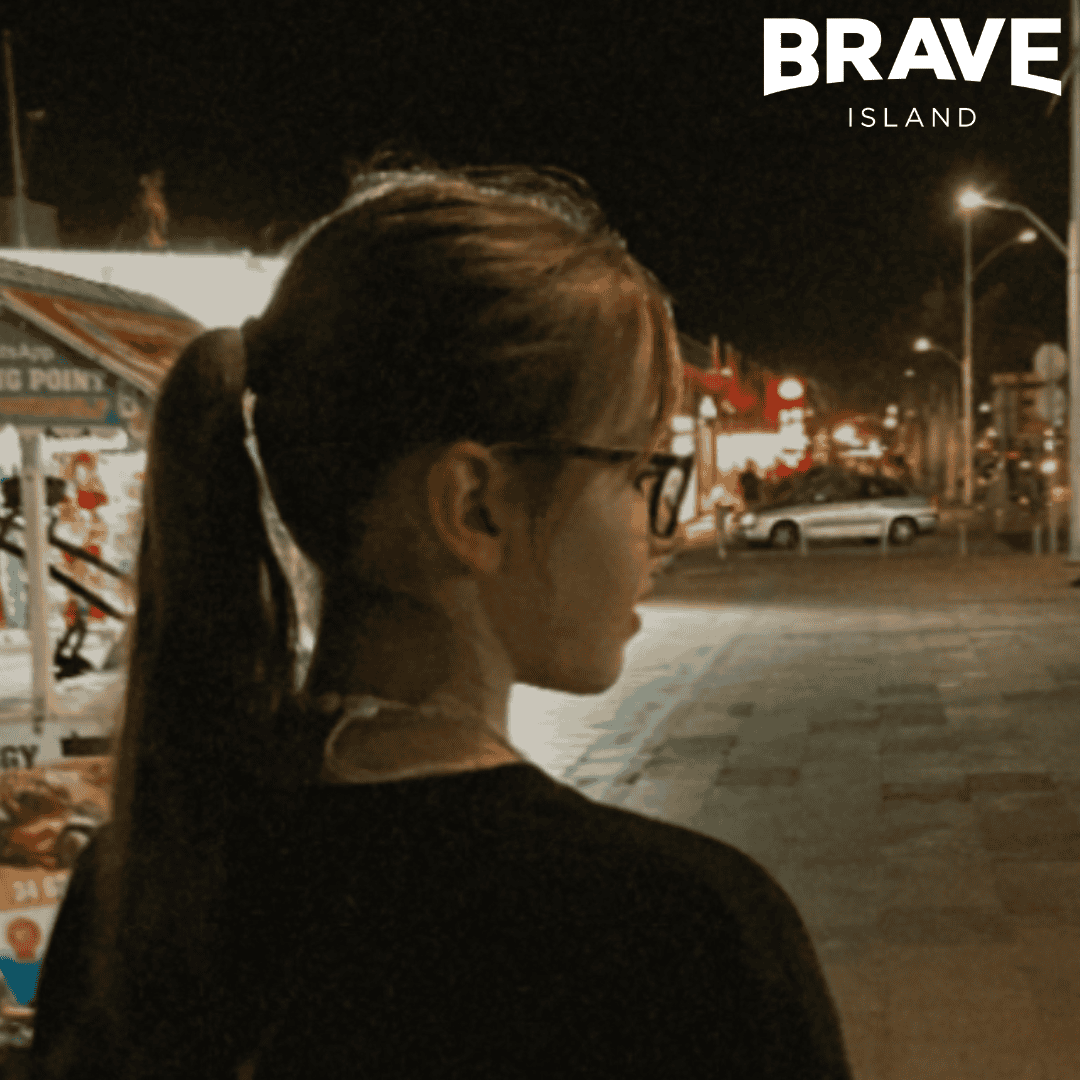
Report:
735,468,938,549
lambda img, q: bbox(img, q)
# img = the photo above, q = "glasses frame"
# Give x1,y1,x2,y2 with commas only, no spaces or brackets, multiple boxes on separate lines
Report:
492,441,695,539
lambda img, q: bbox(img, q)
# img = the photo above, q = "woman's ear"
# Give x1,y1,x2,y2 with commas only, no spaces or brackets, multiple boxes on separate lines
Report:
427,442,506,575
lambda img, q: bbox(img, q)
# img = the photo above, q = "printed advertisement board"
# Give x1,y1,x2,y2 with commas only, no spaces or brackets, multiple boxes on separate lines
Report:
0,757,111,1007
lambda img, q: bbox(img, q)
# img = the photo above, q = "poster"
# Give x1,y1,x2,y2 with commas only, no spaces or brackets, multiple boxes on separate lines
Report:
0,757,111,1008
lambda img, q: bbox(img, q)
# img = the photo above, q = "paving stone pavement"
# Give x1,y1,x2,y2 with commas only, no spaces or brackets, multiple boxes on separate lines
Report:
580,550,1080,1080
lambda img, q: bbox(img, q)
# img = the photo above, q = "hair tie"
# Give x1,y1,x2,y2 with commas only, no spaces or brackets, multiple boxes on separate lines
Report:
241,384,320,682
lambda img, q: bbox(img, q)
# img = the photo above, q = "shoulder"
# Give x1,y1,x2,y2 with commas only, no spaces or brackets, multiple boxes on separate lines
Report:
274,768,852,1077
497,766,798,915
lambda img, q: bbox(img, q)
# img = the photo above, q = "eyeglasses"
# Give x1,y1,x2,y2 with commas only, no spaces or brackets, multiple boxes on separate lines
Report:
493,441,695,539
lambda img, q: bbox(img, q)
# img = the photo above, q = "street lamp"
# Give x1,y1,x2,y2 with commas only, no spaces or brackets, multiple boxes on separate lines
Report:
953,192,1048,506
912,337,962,390
974,228,1038,279
958,187,1077,556
958,190,1068,257
913,337,960,365
956,190,980,507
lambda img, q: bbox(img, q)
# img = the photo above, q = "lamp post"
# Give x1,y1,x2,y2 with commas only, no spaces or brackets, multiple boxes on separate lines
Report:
2,29,28,249
974,229,1039,277
935,202,1038,507
958,185,1076,556
961,205,974,506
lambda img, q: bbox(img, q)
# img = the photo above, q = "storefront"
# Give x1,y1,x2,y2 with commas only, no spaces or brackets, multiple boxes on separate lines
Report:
0,256,201,1014
675,335,819,545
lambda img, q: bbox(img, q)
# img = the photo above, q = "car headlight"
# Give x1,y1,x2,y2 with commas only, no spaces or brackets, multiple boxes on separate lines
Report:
740,512,757,527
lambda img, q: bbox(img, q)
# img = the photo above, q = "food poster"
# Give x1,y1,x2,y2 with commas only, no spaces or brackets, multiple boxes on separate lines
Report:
0,427,141,644
0,757,112,1006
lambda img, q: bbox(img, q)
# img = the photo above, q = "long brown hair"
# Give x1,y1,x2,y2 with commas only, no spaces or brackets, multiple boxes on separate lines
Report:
86,165,682,1078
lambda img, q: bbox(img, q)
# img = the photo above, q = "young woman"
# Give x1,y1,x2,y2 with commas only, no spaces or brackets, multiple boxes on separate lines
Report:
29,165,852,1079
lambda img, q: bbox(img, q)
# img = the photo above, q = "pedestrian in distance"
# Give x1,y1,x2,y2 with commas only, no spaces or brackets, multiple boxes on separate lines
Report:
738,459,760,506
30,161,852,1080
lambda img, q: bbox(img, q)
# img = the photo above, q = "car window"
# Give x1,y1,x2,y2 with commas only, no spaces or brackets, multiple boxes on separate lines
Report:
861,476,907,498
823,476,859,500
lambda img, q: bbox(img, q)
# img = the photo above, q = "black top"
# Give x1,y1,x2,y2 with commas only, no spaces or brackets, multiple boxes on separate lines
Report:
30,762,852,1079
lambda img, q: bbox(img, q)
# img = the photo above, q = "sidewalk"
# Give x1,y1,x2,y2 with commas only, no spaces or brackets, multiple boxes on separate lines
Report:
587,551,1080,1080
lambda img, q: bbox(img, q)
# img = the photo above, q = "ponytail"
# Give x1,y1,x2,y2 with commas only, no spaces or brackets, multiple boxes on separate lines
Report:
90,328,301,1078
48,164,683,1078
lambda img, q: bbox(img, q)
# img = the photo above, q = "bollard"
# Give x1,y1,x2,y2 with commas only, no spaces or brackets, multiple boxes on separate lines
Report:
798,526,809,557
1048,507,1058,555
880,519,889,555
958,523,967,557
1033,523,1042,556
715,507,729,560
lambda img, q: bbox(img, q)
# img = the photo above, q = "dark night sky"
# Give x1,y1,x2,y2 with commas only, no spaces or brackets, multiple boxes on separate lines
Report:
5,0,1076,406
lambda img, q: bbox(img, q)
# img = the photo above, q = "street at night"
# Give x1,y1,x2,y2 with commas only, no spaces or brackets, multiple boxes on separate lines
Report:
4,1,1080,1076
515,539,1080,1079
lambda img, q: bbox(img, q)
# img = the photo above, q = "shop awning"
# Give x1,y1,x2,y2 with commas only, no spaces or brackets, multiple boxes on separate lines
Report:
0,257,202,400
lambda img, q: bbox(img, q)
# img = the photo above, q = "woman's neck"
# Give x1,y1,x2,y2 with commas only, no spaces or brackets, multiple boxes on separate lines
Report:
304,581,515,740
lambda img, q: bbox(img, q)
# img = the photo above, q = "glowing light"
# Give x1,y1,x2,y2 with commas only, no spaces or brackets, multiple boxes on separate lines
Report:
913,338,931,353
958,188,987,211
884,417,898,430
832,423,859,447
670,415,695,434
698,396,718,419
1018,229,1037,243
1040,458,1059,475
886,404,899,415
985,427,998,438
672,433,695,456
713,431,809,474
777,377,804,401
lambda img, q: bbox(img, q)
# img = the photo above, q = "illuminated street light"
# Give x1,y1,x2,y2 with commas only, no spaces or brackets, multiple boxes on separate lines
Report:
966,195,1068,257
951,191,1046,507
913,337,960,365
958,188,987,211
956,190,983,508
961,181,1076,556
974,228,1039,278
